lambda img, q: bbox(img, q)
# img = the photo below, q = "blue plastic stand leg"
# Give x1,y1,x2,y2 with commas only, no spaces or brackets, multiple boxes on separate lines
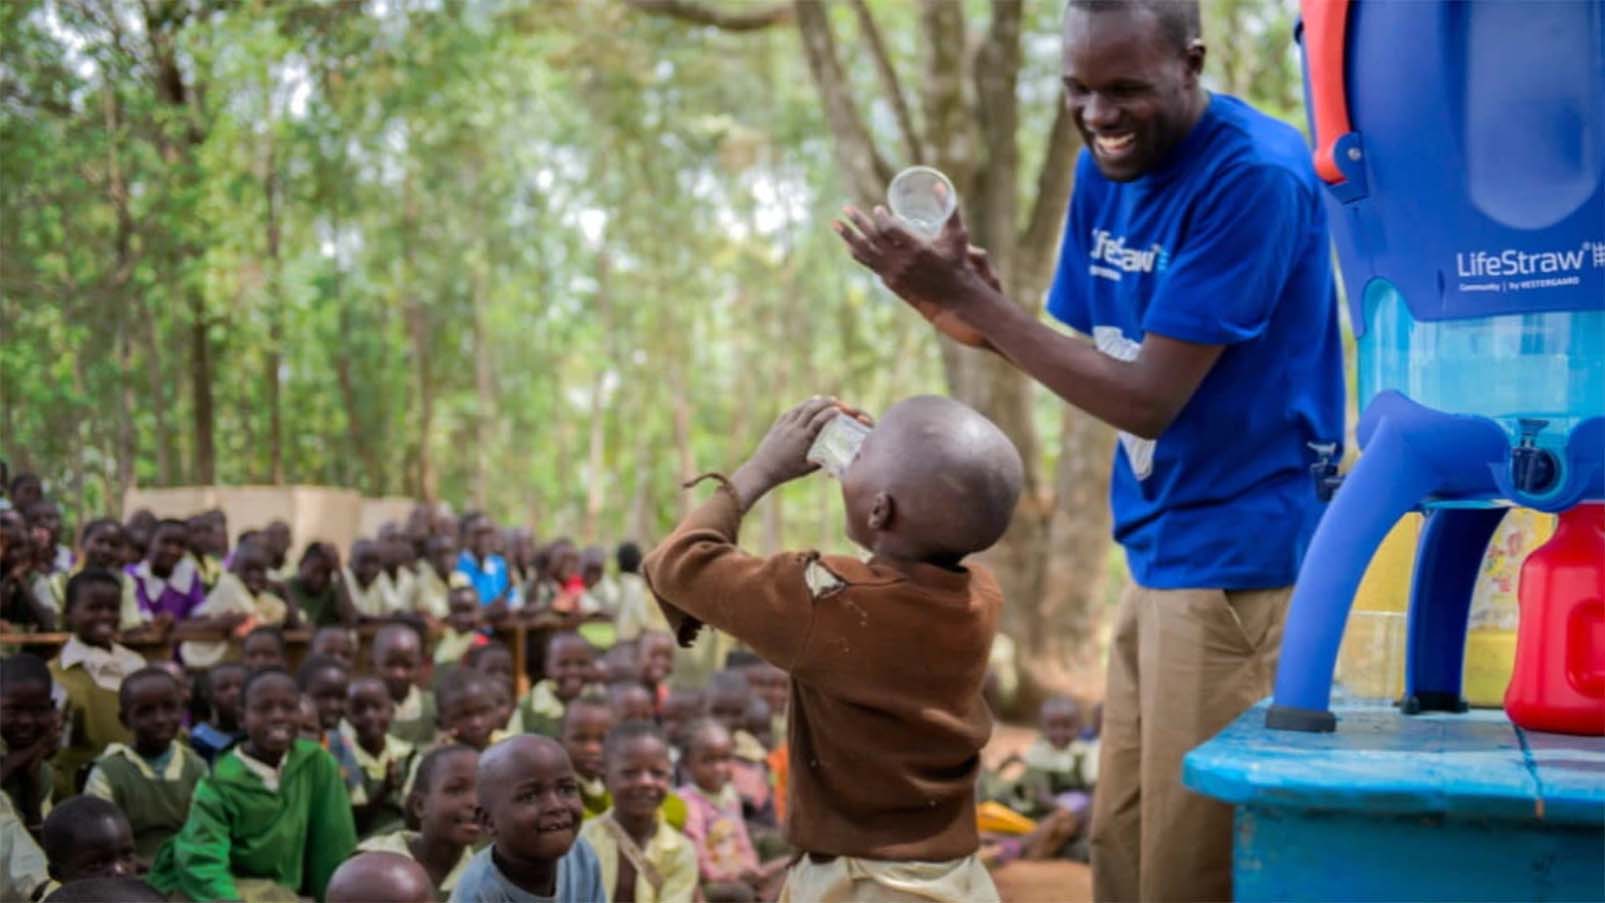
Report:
1401,507,1507,713
1268,392,1511,732
1266,414,1438,732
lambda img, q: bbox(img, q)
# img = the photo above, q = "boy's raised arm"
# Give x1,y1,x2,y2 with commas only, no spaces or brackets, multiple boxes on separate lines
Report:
645,396,852,670
642,480,817,670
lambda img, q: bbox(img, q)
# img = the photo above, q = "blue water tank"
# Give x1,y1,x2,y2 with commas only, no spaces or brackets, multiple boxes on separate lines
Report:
1308,0,1605,458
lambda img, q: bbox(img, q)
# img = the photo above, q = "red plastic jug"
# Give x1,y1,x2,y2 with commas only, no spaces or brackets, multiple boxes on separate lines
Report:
1504,504,1605,735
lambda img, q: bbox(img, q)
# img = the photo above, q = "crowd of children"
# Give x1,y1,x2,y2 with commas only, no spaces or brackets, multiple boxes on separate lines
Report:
1,395,1098,903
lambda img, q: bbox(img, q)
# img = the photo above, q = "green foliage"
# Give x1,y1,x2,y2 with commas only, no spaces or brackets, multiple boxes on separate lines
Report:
2,0,1310,554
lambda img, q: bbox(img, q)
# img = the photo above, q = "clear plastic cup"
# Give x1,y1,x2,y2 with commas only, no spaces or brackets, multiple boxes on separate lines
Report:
887,166,957,238
807,413,873,479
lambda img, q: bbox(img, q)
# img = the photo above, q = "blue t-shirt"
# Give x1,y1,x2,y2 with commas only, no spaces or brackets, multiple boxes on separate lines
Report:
448,838,605,903
456,550,511,606
1046,93,1345,590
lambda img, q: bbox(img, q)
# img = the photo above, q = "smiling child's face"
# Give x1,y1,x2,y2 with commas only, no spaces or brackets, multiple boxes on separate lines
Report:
441,679,500,751
545,636,594,702
347,678,395,749
637,633,675,688
481,738,584,864
121,674,182,756
415,748,481,849
242,672,301,765
305,666,349,732
69,581,122,648
606,734,671,823
560,704,613,781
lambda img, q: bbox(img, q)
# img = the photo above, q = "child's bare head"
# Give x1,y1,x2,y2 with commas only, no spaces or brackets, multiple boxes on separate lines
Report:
559,692,615,780
477,736,583,875
310,627,356,670
841,395,1023,565
607,682,655,724
326,852,434,903
706,670,751,736
544,632,595,702
437,668,500,751
636,630,675,688
42,796,136,884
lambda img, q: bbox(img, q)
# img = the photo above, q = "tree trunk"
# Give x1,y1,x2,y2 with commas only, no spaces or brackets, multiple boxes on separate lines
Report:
189,288,215,484
472,258,493,510
263,137,285,484
402,170,436,501
103,83,138,504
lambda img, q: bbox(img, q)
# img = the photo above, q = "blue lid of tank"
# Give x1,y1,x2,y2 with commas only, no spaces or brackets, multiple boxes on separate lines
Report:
1301,0,1605,336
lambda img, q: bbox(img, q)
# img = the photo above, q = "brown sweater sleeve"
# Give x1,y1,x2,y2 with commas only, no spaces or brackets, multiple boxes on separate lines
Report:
642,478,817,670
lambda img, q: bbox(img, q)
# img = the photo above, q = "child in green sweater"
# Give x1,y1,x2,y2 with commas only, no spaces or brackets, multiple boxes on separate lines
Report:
83,667,207,865
148,667,357,902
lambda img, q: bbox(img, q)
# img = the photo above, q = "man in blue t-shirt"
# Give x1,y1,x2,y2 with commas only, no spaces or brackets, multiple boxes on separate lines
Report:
836,2,1343,900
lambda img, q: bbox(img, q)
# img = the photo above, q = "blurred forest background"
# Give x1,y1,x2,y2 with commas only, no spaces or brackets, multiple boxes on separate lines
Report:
1,0,1308,688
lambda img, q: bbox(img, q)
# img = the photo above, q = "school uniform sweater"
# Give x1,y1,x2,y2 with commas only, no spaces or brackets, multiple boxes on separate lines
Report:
147,739,356,902
643,479,1002,861
48,637,143,800
83,741,208,860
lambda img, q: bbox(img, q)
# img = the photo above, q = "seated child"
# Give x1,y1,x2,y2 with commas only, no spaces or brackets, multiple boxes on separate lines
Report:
189,663,246,765
415,536,464,624
309,625,357,671
241,625,288,672
637,630,676,711
374,623,436,746
326,851,435,903
296,655,362,795
358,744,478,899
579,721,697,903
41,796,138,884
560,692,616,818
740,697,774,753
643,396,1022,900
461,642,516,742
82,668,207,864
343,675,417,838
705,671,771,825
0,788,50,903
345,539,401,619
297,696,323,742
600,640,639,684
150,660,194,731
739,658,789,742
181,542,289,669
1021,696,1097,818
448,735,604,903
74,519,140,632
659,688,704,758
433,668,500,754
612,541,668,643
1,653,60,834
148,667,357,901
433,587,483,666
49,570,144,800
609,681,656,724
508,631,594,737
125,520,204,625
284,544,349,628
677,719,785,902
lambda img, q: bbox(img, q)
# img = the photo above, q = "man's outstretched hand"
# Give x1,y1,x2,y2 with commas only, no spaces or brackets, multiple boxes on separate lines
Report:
834,204,999,351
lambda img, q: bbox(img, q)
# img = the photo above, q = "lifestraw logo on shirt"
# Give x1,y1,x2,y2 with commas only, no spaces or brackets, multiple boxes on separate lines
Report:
1089,229,1170,283
1092,327,1156,481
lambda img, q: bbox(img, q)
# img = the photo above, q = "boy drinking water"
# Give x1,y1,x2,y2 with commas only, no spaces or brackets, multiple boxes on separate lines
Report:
83,668,207,864
644,395,1022,902
449,735,603,902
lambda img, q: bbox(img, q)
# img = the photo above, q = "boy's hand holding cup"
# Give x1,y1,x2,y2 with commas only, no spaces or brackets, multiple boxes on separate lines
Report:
730,397,872,513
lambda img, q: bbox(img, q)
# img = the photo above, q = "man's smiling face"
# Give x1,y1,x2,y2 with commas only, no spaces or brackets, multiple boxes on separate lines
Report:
1062,2,1205,182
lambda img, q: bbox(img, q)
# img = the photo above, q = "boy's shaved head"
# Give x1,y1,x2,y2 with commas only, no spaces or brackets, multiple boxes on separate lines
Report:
325,852,435,903
478,734,568,799
842,395,1023,562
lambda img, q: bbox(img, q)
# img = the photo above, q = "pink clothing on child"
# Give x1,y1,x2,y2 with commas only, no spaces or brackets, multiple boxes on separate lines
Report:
678,783,758,883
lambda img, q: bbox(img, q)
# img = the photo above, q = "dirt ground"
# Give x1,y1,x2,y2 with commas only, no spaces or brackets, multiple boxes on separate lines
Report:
984,723,1093,903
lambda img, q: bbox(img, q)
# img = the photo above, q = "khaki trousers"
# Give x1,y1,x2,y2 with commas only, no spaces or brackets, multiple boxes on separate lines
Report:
1090,584,1291,903
777,854,998,903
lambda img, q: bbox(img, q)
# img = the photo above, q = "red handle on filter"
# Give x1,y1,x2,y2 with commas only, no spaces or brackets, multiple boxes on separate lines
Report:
1302,0,1354,184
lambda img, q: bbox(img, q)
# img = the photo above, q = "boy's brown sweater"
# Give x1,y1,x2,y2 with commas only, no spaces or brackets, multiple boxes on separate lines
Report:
643,480,1000,862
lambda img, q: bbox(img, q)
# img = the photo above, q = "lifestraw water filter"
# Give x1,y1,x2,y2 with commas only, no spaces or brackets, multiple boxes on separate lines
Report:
1267,0,1605,733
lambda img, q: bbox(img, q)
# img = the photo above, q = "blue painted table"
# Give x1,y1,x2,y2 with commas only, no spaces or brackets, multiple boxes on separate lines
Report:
1183,702,1605,902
